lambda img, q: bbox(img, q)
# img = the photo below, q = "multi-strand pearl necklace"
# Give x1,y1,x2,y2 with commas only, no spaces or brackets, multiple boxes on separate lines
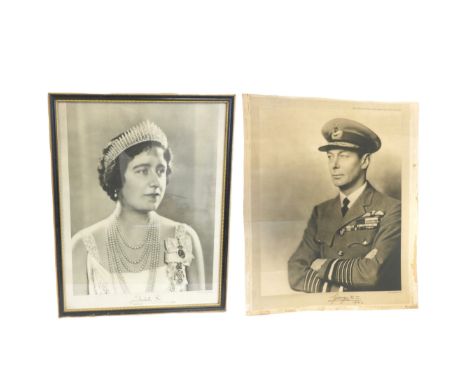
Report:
116,220,150,250
106,212,161,293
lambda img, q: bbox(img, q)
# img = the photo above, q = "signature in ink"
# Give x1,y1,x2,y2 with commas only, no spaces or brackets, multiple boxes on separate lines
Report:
129,295,162,305
327,293,362,305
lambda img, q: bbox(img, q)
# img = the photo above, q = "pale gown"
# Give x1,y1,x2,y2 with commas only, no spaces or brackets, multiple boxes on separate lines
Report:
81,223,194,294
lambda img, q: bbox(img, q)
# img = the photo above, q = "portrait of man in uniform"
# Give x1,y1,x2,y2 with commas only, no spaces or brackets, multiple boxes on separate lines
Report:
288,119,401,293
244,94,417,314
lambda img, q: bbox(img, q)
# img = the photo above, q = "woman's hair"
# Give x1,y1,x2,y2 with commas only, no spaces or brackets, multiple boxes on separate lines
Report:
98,138,173,201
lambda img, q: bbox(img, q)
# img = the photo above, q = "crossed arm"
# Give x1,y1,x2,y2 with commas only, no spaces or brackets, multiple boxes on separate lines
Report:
288,202,401,292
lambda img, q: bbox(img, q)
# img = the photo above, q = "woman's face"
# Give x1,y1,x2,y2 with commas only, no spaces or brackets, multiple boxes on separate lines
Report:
119,146,167,213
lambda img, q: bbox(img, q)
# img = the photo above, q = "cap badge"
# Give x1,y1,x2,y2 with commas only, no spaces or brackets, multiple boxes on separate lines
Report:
331,126,343,140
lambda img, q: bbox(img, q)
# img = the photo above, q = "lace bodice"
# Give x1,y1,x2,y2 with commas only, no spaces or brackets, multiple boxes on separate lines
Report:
81,223,194,295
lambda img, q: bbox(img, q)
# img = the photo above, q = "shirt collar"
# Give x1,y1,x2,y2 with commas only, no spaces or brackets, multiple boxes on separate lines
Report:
340,181,367,208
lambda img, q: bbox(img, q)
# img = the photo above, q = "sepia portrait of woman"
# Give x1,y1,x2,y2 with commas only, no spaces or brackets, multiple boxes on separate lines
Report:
71,120,205,295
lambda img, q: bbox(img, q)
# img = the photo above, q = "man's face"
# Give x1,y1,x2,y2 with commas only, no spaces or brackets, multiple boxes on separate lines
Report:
326,149,368,190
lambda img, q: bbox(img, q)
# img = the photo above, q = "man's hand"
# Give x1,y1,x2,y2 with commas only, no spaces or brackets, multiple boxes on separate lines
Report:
311,258,327,271
365,248,378,259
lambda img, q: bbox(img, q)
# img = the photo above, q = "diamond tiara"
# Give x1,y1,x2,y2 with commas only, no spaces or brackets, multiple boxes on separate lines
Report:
103,120,168,166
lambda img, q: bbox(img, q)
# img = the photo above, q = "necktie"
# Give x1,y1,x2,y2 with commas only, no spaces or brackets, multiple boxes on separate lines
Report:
341,197,350,216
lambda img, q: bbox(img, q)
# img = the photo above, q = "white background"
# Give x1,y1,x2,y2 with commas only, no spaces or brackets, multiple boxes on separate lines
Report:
1,1,466,381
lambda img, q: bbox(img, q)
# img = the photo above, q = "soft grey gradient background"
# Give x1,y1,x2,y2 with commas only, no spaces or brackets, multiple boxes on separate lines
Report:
247,97,403,296
66,101,226,290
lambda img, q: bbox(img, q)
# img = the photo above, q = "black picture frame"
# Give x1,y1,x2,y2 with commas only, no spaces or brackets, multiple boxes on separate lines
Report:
49,93,234,316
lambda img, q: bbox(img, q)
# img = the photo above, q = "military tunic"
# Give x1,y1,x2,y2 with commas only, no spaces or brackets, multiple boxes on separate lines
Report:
288,183,401,292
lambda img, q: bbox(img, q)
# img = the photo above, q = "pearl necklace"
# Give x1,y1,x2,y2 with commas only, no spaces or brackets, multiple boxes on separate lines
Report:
105,212,161,293
116,220,150,249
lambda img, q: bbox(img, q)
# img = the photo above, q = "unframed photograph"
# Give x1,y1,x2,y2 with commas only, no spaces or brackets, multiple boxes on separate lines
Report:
244,94,418,314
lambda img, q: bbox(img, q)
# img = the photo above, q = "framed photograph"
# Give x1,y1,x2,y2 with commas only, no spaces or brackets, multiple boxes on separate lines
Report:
49,93,234,316
244,94,418,314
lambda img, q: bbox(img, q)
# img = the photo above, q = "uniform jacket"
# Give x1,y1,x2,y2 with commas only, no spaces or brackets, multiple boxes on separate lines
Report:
288,183,401,292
